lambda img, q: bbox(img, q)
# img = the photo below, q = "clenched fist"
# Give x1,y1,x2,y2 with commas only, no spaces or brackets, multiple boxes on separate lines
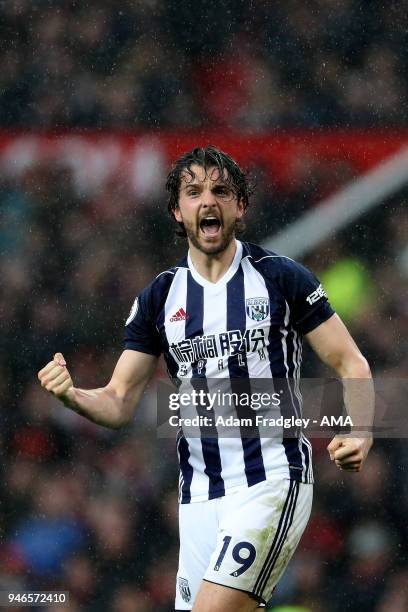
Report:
38,352,75,405
327,435,373,472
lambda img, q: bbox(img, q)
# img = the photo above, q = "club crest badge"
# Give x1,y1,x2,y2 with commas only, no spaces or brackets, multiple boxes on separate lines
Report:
178,577,191,603
246,297,269,321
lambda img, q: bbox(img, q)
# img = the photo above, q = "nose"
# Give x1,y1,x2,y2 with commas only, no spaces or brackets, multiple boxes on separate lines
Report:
202,188,217,207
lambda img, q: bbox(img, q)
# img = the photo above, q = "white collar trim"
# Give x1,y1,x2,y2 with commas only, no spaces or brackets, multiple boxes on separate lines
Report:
187,240,243,289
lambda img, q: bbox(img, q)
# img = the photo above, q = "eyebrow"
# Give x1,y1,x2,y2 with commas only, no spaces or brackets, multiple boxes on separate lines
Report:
181,182,201,190
181,181,230,191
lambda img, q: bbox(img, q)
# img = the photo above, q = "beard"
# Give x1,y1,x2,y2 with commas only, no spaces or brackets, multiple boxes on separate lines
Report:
183,218,237,256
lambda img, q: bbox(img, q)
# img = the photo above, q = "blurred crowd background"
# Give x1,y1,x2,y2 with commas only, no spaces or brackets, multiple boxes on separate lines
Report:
0,0,407,129
0,1,407,612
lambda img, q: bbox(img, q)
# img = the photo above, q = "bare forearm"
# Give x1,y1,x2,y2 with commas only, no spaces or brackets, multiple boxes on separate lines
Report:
338,356,374,432
306,318,374,469
38,350,156,430
63,386,135,429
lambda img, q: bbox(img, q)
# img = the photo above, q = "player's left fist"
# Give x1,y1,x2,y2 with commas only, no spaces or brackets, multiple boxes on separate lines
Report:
327,435,373,472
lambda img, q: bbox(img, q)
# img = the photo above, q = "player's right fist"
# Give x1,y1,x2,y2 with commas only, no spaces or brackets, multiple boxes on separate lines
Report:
38,352,74,404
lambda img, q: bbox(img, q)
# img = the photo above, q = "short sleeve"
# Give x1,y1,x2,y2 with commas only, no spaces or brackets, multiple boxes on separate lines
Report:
281,259,335,334
124,287,162,356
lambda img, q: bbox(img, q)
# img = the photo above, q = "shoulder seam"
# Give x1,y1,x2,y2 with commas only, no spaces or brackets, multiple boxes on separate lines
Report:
253,255,296,264
155,269,176,278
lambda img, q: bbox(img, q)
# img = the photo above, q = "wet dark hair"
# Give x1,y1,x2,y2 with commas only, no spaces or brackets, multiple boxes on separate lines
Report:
166,145,254,236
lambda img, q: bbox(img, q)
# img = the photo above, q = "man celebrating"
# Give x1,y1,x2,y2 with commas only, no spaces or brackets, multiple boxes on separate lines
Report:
38,146,373,611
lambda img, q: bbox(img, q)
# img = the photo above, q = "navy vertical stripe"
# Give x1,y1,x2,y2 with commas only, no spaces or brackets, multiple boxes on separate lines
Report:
156,270,181,386
177,431,194,503
263,284,303,480
186,272,225,500
154,269,192,502
285,327,306,476
302,435,311,482
226,266,266,487
291,331,312,481
287,328,312,482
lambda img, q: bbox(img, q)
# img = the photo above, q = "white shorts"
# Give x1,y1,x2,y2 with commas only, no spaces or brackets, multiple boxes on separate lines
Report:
175,478,313,609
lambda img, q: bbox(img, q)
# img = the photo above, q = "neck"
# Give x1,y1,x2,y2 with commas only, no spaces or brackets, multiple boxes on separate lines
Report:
188,239,238,283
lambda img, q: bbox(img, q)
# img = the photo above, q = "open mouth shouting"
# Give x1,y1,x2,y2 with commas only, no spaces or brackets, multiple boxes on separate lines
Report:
199,215,222,239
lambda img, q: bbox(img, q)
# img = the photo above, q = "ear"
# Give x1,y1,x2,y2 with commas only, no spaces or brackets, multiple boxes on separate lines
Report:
236,199,245,220
173,206,183,223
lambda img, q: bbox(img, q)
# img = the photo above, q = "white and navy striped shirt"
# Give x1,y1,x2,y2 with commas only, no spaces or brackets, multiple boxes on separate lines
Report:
124,241,334,503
